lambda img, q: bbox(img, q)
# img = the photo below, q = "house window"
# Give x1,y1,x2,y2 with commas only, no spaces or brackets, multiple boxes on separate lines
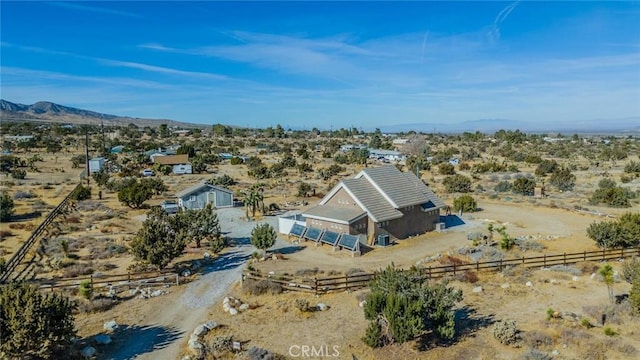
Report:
189,195,196,202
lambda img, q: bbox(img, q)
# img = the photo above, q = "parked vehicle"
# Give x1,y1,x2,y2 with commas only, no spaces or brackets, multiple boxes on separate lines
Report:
161,200,179,214
141,169,155,177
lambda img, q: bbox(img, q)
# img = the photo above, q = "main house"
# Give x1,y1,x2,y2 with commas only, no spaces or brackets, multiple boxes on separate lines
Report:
175,182,234,210
303,165,445,243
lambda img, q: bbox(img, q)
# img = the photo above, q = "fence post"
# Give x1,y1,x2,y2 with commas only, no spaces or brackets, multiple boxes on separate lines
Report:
522,256,525,265
345,274,349,291
584,251,586,261
476,261,479,272
543,254,546,268
90,274,93,289
453,263,456,275
621,248,624,260
564,252,567,266
602,248,606,261
176,273,179,286
314,277,318,295
428,266,432,279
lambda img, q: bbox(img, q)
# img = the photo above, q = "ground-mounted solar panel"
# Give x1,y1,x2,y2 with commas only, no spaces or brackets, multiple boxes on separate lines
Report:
338,234,360,251
320,230,340,246
289,223,306,237
303,227,322,242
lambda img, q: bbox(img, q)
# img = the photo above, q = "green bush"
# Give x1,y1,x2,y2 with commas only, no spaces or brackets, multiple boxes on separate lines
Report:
453,195,477,212
78,279,93,299
512,177,535,196
630,278,640,315
603,326,617,336
443,174,472,193
70,185,91,201
0,191,15,222
438,163,455,175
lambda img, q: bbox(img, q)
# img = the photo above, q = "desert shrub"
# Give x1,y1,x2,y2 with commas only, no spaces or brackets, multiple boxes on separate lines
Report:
515,240,544,252
581,318,592,328
512,177,535,196
76,297,118,313
456,270,479,283
620,175,632,183
295,268,320,277
453,194,477,212
346,268,366,276
523,330,553,349
438,163,455,175
624,160,640,173
89,241,128,259
0,191,14,222
0,283,76,359
363,265,462,347
78,280,93,299
494,181,512,193
549,167,576,191
61,263,94,278
493,319,521,346
443,174,472,193
209,335,233,352
547,265,582,276
630,277,640,315
534,160,558,176
589,179,634,207
11,169,26,179
560,328,592,345
12,190,35,199
295,299,311,312
587,213,640,248
0,230,13,238
243,278,283,295
523,349,552,360
604,326,618,336
622,257,640,284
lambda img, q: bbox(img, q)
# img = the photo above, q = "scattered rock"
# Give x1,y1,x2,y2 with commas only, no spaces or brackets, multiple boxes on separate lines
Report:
359,300,367,308
94,333,111,345
229,307,238,315
552,350,560,356
193,325,207,337
234,299,241,307
203,320,217,330
239,303,250,311
501,283,510,289
550,279,558,285
223,303,231,312
317,303,328,311
150,290,166,297
590,273,597,279
223,297,230,305
268,271,275,275
188,339,204,355
203,252,211,259
81,346,96,358
526,281,533,287
181,270,191,277
103,320,118,332
572,276,579,281
272,254,278,260
473,286,483,293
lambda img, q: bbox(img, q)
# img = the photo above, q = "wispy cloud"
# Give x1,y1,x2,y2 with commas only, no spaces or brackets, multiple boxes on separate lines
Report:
49,2,142,18
99,60,229,80
489,1,520,42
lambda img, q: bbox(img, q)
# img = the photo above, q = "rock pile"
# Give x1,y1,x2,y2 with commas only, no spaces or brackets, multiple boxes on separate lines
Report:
222,296,251,315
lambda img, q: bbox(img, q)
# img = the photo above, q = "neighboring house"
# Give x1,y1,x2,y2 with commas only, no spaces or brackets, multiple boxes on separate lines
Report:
392,138,410,145
144,147,177,158
303,165,445,242
368,149,406,162
176,182,234,210
449,158,459,166
152,154,192,174
88,157,105,173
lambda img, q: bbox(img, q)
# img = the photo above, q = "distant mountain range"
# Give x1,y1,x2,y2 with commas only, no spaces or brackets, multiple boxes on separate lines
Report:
378,117,640,134
0,100,207,129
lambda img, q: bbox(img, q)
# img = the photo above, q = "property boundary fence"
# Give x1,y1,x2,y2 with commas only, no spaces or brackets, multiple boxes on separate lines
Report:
0,183,83,283
36,270,179,292
242,246,640,295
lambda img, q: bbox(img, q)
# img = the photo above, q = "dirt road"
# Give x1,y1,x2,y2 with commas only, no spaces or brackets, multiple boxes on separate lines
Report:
102,208,281,360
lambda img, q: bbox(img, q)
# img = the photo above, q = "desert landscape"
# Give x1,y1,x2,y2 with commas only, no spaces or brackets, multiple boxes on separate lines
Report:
1,117,639,360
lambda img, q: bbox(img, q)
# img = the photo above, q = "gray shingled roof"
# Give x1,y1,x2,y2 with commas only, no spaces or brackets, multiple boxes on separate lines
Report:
358,165,445,209
175,182,232,199
342,178,403,222
304,205,366,224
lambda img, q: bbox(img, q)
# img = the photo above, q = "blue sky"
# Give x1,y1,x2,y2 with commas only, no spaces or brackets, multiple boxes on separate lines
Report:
1,1,639,130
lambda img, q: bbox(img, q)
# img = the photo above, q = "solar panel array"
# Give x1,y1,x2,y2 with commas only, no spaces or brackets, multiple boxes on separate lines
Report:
338,234,360,251
289,223,306,237
320,230,340,246
287,224,361,252
304,227,323,241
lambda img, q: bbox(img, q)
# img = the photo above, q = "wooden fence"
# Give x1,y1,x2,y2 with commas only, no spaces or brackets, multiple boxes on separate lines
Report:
36,270,179,292
243,246,640,295
0,183,83,283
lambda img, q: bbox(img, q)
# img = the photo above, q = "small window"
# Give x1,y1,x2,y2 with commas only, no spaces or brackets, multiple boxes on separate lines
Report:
189,195,196,202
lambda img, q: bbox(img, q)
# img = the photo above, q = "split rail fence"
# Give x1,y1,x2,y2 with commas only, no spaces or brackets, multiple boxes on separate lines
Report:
0,183,83,283
35,270,180,292
243,246,640,295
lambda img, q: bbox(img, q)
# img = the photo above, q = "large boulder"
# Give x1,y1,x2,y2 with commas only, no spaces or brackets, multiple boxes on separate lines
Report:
103,320,118,332
203,320,217,330
193,325,207,337
81,346,97,358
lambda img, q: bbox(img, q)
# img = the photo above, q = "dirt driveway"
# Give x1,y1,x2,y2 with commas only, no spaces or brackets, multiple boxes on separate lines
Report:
100,207,283,360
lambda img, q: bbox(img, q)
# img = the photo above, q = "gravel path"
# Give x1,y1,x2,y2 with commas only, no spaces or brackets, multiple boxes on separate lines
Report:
104,208,281,360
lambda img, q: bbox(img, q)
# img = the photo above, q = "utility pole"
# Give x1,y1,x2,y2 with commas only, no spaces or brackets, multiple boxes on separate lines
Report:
85,127,90,186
